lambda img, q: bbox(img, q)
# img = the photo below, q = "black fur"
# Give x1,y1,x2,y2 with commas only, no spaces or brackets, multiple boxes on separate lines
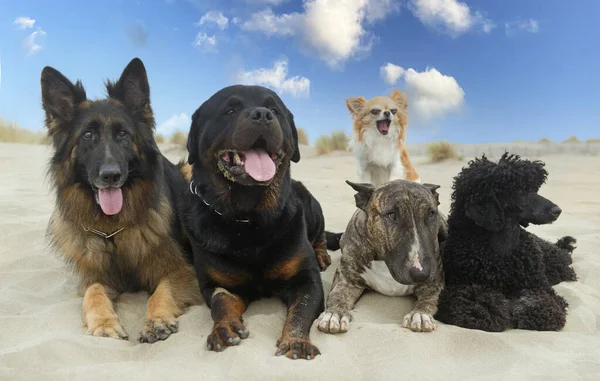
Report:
182,85,324,358
435,153,577,332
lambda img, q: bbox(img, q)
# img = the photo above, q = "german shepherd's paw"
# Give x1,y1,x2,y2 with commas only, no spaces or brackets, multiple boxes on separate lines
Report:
316,311,351,334
275,337,320,360
402,311,437,332
206,318,250,352
85,316,129,340
139,317,178,343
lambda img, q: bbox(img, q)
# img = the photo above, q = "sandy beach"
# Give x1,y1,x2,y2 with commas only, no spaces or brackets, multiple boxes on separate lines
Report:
1,142,599,381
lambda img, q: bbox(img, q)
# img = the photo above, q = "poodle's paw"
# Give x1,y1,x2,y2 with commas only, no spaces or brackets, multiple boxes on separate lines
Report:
556,236,577,252
139,317,178,343
402,311,437,332
316,311,351,334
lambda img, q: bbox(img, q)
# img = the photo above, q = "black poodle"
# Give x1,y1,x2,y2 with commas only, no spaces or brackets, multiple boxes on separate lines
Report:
435,153,577,332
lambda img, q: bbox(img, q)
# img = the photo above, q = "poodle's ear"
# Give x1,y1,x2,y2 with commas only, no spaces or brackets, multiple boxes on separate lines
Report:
346,97,367,118
390,89,408,111
423,183,441,206
346,180,375,210
465,195,505,232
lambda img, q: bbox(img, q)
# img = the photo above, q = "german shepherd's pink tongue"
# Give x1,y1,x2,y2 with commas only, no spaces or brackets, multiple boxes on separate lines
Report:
242,149,276,182
98,187,123,215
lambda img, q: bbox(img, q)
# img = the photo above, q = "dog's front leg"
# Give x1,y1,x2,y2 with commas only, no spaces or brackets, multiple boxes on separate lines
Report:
140,267,202,343
317,269,364,334
275,273,324,360
206,287,249,352
82,283,128,340
357,163,372,184
403,283,441,332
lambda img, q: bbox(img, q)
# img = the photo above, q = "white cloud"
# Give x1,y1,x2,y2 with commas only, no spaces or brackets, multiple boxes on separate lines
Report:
505,19,540,36
240,0,400,67
158,113,190,135
247,0,289,4
236,59,310,97
380,63,465,119
408,0,494,37
380,63,405,85
13,16,35,29
24,28,46,55
193,32,218,52
198,11,229,30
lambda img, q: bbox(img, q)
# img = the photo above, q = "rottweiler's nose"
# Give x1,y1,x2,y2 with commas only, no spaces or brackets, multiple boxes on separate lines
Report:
99,164,122,185
409,266,430,283
551,206,562,218
250,107,274,123
383,111,390,117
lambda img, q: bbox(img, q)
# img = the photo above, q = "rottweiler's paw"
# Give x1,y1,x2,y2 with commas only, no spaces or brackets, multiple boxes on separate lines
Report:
316,251,332,272
139,317,178,343
275,337,320,360
206,318,249,352
86,316,129,340
556,236,577,252
316,311,350,334
402,311,436,332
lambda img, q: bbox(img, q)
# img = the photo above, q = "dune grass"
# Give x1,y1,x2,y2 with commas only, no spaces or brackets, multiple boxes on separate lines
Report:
0,118,48,145
563,135,581,143
297,127,309,146
155,133,165,144
169,130,188,148
538,137,553,144
314,130,350,155
426,140,459,163
586,138,600,144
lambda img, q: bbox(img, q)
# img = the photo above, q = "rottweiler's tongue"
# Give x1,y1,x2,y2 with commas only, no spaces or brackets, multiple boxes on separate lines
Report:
242,149,276,182
97,187,123,215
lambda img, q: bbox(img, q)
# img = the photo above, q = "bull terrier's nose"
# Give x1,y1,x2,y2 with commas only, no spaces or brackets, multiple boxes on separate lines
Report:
409,266,430,283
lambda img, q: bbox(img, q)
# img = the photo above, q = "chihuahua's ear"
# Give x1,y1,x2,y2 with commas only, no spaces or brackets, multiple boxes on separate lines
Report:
390,89,408,111
346,97,367,118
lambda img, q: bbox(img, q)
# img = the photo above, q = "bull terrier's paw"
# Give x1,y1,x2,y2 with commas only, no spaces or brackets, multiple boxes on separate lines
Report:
275,337,320,360
402,311,436,332
316,311,351,334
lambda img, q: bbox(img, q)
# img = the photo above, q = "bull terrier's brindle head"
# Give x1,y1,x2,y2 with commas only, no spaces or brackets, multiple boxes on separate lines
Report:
346,179,446,285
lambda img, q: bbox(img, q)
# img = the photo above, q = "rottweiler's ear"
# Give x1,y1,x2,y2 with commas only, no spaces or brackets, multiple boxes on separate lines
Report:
346,97,367,118
390,89,408,111
41,66,87,127
186,108,201,165
465,194,505,232
288,111,301,163
423,183,441,206
346,180,375,210
107,58,151,114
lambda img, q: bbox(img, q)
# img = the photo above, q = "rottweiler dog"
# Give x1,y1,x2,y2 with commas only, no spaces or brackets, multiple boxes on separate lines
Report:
183,85,325,359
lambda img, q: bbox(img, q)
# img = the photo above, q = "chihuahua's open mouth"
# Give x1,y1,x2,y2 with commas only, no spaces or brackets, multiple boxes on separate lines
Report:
217,139,283,185
376,119,391,135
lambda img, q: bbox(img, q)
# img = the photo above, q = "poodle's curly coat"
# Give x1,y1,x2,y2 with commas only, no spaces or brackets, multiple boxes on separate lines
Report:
435,153,577,332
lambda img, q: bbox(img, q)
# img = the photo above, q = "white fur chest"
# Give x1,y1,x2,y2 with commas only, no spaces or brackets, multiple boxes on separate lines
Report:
351,128,400,168
360,260,415,297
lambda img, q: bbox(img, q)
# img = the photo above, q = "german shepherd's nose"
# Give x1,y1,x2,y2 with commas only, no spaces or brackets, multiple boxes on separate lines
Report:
99,163,122,186
250,107,274,124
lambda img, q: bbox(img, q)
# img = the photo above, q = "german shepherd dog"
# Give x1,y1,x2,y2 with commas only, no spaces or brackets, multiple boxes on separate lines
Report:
41,58,202,343
184,85,324,359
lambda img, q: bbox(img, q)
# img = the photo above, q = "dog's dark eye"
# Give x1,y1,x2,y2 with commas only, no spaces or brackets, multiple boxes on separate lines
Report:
270,108,279,115
386,212,397,221
390,109,398,115
429,209,437,219
371,109,381,115
83,131,93,139
117,130,127,138
225,108,235,115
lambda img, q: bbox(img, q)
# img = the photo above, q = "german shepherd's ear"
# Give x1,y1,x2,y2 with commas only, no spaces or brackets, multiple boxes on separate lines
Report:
390,90,408,111
346,180,375,211
423,183,441,206
40,66,87,126
288,111,301,163
107,58,151,115
186,108,201,165
345,97,367,118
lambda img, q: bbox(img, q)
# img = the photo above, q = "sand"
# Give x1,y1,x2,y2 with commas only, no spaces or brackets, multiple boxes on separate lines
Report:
0,142,599,381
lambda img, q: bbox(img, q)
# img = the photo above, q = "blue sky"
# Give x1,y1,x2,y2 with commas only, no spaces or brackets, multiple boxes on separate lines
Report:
0,0,599,144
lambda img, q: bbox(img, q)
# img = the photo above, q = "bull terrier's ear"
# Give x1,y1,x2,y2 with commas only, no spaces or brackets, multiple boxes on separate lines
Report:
423,183,441,206
346,180,375,210
345,97,367,118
